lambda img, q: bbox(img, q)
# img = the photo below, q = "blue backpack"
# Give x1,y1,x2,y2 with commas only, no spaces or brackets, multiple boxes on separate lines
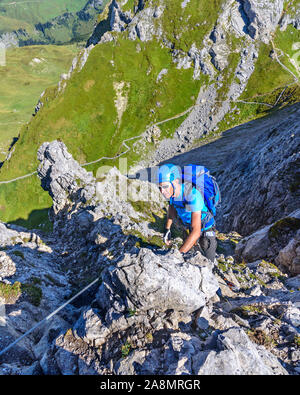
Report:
181,164,221,229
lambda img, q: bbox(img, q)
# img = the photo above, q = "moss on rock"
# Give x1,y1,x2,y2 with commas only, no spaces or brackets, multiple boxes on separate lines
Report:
0,281,22,304
268,217,300,240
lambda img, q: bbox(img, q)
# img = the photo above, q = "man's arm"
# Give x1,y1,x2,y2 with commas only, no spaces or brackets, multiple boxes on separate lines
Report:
179,211,201,253
164,205,177,245
166,205,176,230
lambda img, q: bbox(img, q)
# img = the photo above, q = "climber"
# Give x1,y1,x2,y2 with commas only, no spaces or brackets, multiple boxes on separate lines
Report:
157,163,219,263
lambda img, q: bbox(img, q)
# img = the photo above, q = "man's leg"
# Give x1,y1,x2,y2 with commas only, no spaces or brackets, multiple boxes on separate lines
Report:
197,229,223,298
197,230,217,263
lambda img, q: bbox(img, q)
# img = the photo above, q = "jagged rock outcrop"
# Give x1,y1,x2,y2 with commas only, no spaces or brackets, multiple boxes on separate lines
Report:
235,209,300,275
0,221,71,371
37,140,97,219
37,140,166,246
127,2,164,41
0,33,18,49
68,249,220,370
112,325,288,375
280,5,300,30
276,231,300,276
96,248,219,317
241,0,284,43
193,327,287,375
87,0,163,45
110,0,134,33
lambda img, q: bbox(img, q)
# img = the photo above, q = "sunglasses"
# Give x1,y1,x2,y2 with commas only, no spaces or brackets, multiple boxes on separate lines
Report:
159,184,170,191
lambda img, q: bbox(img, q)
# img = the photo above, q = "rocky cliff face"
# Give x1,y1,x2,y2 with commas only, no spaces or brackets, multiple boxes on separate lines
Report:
0,140,299,375
217,103,300,236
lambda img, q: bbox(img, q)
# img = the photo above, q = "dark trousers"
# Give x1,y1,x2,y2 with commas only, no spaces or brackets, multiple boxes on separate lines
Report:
186,225,217,263
197,231,217,263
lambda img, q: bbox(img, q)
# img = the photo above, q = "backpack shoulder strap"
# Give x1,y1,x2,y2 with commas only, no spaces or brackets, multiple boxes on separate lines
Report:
182,182,193,199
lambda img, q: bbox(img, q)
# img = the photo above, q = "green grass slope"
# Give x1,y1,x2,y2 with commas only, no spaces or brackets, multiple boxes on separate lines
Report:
215,24,300,135
0,43,82,162
0,0,87,32
0,0,109,45
0,0,299,230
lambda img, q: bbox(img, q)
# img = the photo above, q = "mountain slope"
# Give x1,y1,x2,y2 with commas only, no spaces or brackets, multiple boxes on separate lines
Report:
0,0,87,36
0,0,108,46
0,43,81,163
0,0,87,29
0,0,299,228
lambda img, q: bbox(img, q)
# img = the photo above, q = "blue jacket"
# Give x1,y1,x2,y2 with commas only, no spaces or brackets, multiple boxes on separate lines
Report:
170,183,214,230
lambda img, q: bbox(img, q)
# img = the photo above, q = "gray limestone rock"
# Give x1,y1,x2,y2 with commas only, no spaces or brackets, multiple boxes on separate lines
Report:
276,230,300,276
64,248,220,358
37,140,96,217
193,327,288,375
127,3,165,41
73,308,110,347
235,224,271,262
114,349,149,374
285,275,300,291
0,32,19,49
280,5,300,31
54,347,78,375
0,251,16,280
283,305,300,328
40,348,61,375
33,316,70,360
242,0,284,43
209,41,230,71
115,326,287,375
110,0,132,32
217,107,300,236
235,210,300,275
97,248,219,315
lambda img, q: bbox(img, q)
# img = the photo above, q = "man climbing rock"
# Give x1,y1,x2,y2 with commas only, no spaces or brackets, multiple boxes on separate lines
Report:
157,163,220,263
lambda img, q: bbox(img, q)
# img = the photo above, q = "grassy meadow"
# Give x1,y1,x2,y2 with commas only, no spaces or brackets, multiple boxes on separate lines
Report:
0,0,87,33
0,43,83,162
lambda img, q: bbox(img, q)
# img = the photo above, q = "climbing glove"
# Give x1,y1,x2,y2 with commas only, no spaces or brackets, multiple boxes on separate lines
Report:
163,229,171,245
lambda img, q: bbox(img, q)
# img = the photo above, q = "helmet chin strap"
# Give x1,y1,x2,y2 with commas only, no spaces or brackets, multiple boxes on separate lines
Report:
170,181,175,198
